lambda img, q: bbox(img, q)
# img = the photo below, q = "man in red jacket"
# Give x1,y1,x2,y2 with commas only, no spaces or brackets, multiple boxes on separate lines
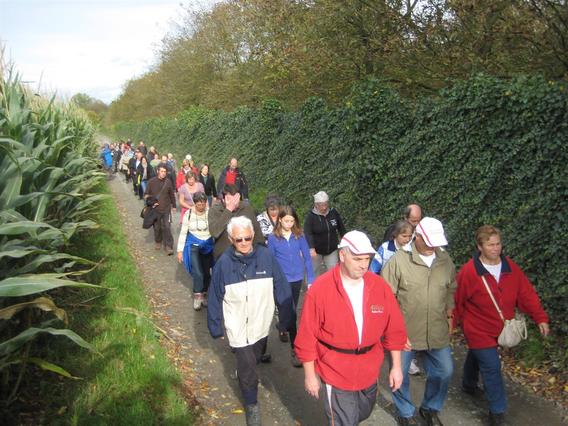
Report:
295,230,407,425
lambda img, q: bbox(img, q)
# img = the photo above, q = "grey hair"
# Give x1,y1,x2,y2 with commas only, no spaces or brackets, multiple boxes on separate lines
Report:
227,216,254,237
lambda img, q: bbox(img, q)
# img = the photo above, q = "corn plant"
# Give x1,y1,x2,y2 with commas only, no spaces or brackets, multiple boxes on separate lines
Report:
0,65,105,404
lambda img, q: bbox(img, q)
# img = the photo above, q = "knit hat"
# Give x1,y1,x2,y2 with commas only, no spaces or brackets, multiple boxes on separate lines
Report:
313,191,329,203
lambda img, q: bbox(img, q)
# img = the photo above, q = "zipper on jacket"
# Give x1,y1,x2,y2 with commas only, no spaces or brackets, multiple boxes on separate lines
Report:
426,268,431,350
245,281,249,344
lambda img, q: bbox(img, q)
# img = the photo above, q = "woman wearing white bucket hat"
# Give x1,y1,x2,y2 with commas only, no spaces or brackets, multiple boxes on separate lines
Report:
303,191,347,277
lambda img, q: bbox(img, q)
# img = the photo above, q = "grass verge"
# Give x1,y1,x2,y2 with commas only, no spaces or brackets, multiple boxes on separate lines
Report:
8,180,194,425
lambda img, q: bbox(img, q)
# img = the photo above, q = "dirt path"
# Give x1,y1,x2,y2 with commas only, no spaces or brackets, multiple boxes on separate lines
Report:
106,171,566,426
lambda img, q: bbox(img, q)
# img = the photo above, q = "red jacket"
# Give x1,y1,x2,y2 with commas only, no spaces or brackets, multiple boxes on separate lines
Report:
454,254,548,349
295,266,407,391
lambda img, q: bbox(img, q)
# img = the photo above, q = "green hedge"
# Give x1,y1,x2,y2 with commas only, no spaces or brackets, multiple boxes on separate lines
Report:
112,74,567,335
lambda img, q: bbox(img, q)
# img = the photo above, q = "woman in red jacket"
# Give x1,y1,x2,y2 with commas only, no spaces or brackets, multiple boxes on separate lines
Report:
454,225,549,426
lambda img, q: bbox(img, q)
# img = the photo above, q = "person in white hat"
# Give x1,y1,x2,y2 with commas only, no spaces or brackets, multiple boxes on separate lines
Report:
381,217,457,426
303,191,347,278
295,230,407,426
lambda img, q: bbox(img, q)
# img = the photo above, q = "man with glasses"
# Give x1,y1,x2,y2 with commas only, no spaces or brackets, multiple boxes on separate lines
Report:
207,216,294,426
208,184,263,261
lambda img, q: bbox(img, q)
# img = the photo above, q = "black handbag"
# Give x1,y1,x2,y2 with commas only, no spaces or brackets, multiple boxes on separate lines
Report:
141,180,169,223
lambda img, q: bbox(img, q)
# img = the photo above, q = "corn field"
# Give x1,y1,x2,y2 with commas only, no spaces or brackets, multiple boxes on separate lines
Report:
0,66,104,404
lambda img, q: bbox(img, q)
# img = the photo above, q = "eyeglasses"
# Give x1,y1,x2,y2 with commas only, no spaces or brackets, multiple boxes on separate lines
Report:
234,236,253,243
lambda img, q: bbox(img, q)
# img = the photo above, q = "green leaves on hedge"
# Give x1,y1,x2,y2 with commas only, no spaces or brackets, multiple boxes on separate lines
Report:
113,74,568,336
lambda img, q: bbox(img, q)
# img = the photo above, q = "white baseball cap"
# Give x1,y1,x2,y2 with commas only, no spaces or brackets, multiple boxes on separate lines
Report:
338,231,377,255
415,217,448,248
185,154,192,161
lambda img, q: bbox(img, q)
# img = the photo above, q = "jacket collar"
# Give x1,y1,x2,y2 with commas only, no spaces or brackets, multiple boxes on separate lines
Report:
473,252,511,276
387,240,396,252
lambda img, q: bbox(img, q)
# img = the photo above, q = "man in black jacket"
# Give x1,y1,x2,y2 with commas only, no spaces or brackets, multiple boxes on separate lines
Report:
303,191,346,277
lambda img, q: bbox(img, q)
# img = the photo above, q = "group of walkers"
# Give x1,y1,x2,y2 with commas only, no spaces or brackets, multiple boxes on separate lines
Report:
100,141,551,426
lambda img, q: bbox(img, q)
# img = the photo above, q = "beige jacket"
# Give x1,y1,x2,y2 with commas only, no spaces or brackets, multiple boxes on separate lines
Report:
381,243,456,350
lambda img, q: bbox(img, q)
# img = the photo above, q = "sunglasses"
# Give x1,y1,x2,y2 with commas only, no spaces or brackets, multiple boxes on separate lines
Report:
234,236,253,243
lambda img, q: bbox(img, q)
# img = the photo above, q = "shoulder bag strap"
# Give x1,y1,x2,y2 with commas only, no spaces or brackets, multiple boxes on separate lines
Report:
481,275,506,323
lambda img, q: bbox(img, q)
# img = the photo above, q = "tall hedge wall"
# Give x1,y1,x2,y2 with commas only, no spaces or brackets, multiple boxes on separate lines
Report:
113,75,567,334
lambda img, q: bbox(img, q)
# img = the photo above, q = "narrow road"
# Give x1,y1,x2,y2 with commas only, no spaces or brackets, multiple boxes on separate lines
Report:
107,171,566,426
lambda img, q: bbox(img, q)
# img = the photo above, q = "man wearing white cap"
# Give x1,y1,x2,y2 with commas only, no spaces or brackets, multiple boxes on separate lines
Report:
304,191,347,277
381,217,457,426
295,230,407,425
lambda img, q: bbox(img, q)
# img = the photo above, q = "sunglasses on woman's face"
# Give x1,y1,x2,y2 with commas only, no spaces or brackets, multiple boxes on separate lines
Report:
234,236,253,243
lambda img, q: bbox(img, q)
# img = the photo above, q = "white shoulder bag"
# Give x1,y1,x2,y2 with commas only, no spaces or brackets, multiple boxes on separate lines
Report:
481,275,527,348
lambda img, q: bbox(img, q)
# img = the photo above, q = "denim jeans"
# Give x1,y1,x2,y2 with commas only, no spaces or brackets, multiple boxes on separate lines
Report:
462,347,506,414
392,346,453,418
190,245,213,294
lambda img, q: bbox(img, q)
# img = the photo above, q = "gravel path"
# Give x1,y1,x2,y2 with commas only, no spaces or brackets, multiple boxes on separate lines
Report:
107,171,566,426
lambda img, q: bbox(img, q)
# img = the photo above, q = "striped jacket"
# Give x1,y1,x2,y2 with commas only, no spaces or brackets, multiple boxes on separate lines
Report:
207,244,294,348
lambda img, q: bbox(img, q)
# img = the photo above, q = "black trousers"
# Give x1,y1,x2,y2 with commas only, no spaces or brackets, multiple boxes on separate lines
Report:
153,211,173,249
233,337,267,406
288,280,302,349
322,381,377,426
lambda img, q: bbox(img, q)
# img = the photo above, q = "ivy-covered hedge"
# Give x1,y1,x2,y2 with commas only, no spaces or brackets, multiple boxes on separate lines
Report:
112,75,567,335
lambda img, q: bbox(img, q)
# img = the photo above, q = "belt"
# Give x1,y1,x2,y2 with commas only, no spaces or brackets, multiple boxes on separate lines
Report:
318,339,375,355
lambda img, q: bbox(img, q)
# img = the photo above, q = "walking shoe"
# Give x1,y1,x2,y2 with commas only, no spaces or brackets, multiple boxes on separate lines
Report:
291,350,302,368
260,353,272,363
396,416,419,426
245,403,261,426
166,247,174,256
489,412,505,426
408,358,421,375
154,242,161,250
193,294,202,311
419,407,444,426
279,331,289,342
201,293,208,307
462,384,483,397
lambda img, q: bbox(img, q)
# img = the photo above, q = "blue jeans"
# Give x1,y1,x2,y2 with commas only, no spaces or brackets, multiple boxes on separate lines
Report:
392,346,453,418
462,347,506,414
190,245,212,294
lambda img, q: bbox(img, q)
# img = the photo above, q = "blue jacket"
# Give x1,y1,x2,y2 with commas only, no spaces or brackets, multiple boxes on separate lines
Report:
207,244,294,347
267,233,315,285
370,240,397,274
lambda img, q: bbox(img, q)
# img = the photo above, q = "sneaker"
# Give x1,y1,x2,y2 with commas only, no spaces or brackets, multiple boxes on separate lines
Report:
154,242,161,250
489,412,505,426
408,358,421,375
396,416,419,426
201,293,208,308
245,403,261,426
291,350,302,368
193,294,202,311
279,331,289,343
419,407,444,426
260,353,272,363
166,247,174,256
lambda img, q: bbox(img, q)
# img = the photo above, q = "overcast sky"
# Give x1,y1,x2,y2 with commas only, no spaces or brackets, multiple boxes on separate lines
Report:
1,0,215,104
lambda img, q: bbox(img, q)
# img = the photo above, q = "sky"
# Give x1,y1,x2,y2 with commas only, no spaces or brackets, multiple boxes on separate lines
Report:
1,0,216,104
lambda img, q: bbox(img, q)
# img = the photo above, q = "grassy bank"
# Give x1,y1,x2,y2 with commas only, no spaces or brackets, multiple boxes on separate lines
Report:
9,180,194,425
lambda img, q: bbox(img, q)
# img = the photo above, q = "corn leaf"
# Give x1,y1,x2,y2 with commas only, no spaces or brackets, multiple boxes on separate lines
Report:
0,327,96,358
0,274,102,297
0,296,68,323
27,357,81,379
